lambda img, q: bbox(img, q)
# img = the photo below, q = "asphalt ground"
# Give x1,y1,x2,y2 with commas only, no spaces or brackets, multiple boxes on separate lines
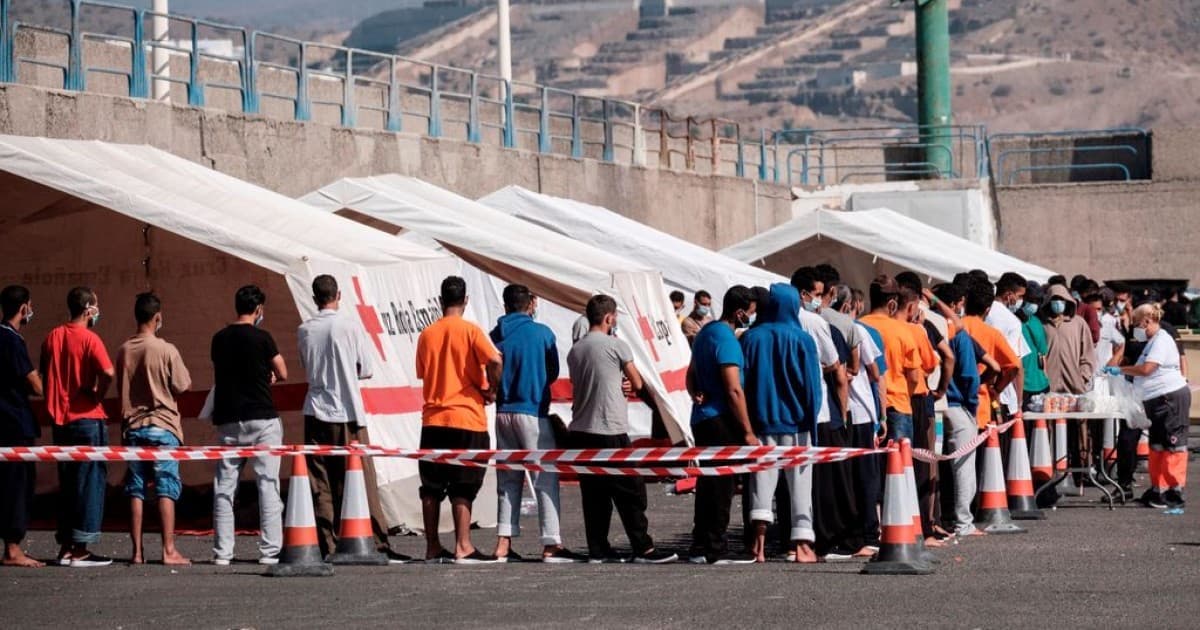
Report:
3,454,1200,629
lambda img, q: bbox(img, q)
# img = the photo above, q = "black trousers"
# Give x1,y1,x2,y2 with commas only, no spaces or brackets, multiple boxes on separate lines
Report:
568,431,653,557
911,394,937,538
690,415,740,561
813,423,864,555
0,435,35,544
1116,424,1142,486
850,423,882,546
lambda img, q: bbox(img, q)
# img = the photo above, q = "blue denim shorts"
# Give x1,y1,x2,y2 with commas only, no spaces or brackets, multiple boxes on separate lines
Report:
123,426,182,501
886,409,914,442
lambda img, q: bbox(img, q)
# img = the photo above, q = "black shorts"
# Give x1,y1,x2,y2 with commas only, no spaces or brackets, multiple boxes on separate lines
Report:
419,426,490,502
1145,386,1192,451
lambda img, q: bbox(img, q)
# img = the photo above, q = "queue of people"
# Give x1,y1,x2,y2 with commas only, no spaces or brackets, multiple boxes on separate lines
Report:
0,267,1191,568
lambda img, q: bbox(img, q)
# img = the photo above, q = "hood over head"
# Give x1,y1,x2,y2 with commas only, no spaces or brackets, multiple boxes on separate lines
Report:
1045,284,1077,317
766,283,801,325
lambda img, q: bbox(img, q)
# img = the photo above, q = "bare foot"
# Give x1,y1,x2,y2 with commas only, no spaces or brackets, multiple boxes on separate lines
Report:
162,549,192,566
852,547,876,558
962,529,987,537
924,537,947,548
793,544,818,564
2,554,45,568
130,555,145,565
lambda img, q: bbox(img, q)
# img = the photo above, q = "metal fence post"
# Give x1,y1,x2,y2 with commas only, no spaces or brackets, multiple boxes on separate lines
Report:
570,93,582,158
0,0,11,83
758,129,768,181
66,0,84,90
128,10,148,98
385,57,400,132
295,42,311,122
602,99,614,162
709,119,718,173
428,65,442,138
633,104,647,167
736,133,745,178
340,49,356,127
242,30,259,114
186,20,203,106
538,86,551,154
467,71,480,143
658,111,669,168
502,80,515,148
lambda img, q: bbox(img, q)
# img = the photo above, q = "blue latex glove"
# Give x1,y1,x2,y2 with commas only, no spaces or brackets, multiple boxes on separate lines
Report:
1103,366,1122,376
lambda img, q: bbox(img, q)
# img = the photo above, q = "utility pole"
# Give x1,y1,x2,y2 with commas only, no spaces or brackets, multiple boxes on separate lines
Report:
152,0,170,102
915,0,952,177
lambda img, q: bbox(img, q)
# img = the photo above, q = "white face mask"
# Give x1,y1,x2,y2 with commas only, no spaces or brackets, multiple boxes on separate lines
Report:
21,306,32,325
1008,299,1024,313
1133,327,1148,343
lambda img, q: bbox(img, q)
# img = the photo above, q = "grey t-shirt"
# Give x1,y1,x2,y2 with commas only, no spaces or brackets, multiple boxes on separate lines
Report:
567,331,634,436
820,308,863,351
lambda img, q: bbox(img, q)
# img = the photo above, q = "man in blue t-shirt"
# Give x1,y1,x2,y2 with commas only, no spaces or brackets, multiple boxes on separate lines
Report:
0,285,44,567
686,285,758,565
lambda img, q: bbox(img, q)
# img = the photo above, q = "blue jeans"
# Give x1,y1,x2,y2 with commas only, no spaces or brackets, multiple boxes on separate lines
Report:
123,426,182,501
53,419,108,545
886,409,914,442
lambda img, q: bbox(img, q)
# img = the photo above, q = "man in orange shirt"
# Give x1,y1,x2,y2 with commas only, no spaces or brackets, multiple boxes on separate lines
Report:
415,276,503,564
41,287,114,567
958,278,1020,429
859,277,923,442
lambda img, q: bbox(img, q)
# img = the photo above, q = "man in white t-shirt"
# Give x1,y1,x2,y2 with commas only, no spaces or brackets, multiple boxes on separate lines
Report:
986,272,1031,417
790,268,843,424
1088,288,1124,375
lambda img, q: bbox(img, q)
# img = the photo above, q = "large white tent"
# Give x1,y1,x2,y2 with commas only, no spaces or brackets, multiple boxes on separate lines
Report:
302,175,695,445
721,207,1057,291
0,135,490,533
479,186,782,314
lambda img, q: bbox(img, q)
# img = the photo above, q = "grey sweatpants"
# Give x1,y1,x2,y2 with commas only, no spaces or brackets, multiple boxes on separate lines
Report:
749,432,814,542
495,413,562,545
213,418,284,561
943,406,979,535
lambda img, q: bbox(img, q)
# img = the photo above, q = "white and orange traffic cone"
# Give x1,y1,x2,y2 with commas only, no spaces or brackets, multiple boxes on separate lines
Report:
975,430,1027,534
900,440,935,563
1030,418,1054,484
1102,418,1117,468
862,441,933,575
1006,420,1044,520
329,451,388,566
1137,430,1150,460
269,455,334,577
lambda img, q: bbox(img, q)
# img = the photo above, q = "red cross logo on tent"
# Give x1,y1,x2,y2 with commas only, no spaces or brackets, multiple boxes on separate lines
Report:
630,295,660,362
351,276,387,361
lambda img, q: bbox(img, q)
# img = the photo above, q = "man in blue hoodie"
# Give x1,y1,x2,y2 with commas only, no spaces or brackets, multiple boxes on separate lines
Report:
489,285,584,563
686,285,758,565
741,283,823,563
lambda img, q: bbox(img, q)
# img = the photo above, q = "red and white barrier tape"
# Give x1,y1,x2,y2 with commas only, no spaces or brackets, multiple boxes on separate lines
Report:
910,419,1018,463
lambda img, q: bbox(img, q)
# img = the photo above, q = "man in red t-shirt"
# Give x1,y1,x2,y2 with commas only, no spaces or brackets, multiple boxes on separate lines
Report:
40,287,114,567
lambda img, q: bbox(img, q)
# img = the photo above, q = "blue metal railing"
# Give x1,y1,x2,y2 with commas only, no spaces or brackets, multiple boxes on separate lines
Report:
0,1,1154,187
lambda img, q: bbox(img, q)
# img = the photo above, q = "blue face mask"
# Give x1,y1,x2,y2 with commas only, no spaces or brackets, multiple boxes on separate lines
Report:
695,305,711,318
1050,300,1066,315
1022,302,1038,317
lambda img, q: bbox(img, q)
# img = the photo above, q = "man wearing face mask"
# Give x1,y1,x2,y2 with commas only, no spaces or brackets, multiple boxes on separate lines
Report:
790,267,847,428
568,295,676,564
116,293,192,565
1039,284,1097,506
1019,282,1050,409
686,285,758,564
42,286,114,567
0,286,44,568
985,273,1030,423
680,291,714,345
210,285,288,566
1070,276,1102,343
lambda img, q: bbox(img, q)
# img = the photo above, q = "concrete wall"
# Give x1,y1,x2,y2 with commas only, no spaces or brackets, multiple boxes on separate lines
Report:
995,126,1200,286
0,82,793,250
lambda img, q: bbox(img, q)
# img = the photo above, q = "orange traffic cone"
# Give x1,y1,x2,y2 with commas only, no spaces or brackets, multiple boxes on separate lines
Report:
1030,419,1054,484
1136,430,1150,460
1006,420,1044,520
900,440,935,564
1102,418,1117,467
269,455,334,577
975,430,1027,534
862,441,933,575
329,452,388,565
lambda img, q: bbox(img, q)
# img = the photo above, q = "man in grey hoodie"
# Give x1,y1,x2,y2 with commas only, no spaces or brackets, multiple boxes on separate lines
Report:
1040,284,1096,506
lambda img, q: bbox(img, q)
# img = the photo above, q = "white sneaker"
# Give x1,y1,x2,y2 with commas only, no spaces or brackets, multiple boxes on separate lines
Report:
257,556,280,565
213,558,232,566
822,552,855,563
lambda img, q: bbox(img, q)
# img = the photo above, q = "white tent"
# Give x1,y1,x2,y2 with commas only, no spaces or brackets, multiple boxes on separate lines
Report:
721,207,1057,291
479,185,783,314
0,135,489,533
302,175,695,445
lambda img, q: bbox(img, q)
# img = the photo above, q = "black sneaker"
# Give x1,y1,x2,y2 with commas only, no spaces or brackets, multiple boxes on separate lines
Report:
587,551,626,564
424,549,455,564
454,550,501,565
1140,490,1167,509
497,550,524,563
1163,489,1186,508
69,553,114,568
631,549,678,564
542,548,587,564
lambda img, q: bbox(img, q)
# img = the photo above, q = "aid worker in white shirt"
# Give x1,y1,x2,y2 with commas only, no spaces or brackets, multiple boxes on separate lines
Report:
986,273,1032,419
